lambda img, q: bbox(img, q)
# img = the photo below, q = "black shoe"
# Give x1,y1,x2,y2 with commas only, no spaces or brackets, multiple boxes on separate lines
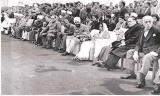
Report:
53,47,59,51
61,52,69,56
59,49,65,53
103,64,111,71
151,86,160,94
120,74,136,79
136,80,145,88
42,46,46,48
136,83,145,88
46,46,51,49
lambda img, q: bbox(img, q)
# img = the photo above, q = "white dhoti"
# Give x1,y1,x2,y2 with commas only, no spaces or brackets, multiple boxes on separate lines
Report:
66,36,80,54
75,41,94,60
22,31,30,40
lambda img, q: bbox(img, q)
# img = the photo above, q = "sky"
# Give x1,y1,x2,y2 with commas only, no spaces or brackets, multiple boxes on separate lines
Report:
1,0,135,7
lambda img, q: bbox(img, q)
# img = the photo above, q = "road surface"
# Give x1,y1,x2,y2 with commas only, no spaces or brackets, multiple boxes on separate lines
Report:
1,34,155,95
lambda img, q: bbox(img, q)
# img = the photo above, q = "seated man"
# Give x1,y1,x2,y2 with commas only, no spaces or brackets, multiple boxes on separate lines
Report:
97,17,143,70
39,21,49,48
62,17,90,56
59,19,76,53
121,16,160,82
44,15,61,49
134,49,160,91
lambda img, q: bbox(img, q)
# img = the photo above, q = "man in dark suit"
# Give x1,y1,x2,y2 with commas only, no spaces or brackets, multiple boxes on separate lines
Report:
120,16,160,82
98,17,143,70
133,16,160,88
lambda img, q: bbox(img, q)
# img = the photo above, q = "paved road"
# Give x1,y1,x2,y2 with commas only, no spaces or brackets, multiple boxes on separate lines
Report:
1,35,155,95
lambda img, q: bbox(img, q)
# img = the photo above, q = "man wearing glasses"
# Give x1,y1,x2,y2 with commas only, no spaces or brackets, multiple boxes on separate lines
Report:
98,16,143,70
120,16,160,89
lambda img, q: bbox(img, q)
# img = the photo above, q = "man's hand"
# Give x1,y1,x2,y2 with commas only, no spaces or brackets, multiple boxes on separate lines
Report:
133,51,139,61
118,40,125,47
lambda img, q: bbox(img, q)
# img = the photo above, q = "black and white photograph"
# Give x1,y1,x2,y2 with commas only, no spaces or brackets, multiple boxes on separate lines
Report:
1,0,160,95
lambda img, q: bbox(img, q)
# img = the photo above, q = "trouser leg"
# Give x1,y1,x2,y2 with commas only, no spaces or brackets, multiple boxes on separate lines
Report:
42,36,47,47
55,33,61,49
66,38,79,53
137,53,158,88
61,35,67,51
140,53,157,76
46,36,53,48
103,53,120,68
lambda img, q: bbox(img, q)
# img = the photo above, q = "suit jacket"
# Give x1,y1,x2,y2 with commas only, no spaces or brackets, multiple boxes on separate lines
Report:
111,24,143,57
124,24,143,45
135,26,160,54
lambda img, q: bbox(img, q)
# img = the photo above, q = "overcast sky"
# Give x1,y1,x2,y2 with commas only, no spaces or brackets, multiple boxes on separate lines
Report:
1,0,135,7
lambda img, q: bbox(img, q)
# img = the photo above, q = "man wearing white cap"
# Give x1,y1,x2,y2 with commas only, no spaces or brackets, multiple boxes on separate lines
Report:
62,17,90,56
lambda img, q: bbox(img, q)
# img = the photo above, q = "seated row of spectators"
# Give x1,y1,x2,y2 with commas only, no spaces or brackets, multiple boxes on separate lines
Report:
1,0,160,94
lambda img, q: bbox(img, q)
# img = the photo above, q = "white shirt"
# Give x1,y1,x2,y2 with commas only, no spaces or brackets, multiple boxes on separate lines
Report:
144,31,149,37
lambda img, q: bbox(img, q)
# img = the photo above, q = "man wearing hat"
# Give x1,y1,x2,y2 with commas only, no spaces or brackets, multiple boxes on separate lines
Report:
62,17,90,56
59,19,76,53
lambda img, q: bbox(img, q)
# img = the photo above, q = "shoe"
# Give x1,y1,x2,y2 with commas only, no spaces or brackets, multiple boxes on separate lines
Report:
45,46,51,49
42,46,46,48
136,83,145,88
62,52,69,56
136,73,146,88
120,74,136,79
59,49,65,53
53,47,59,51
97,62,111,71
151,85,160,94
103,63,111,71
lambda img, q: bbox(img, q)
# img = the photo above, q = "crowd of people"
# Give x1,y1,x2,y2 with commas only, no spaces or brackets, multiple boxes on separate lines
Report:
1,0,160,94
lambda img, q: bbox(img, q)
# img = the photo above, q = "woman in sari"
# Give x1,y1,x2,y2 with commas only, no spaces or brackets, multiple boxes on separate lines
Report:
73,23,112,61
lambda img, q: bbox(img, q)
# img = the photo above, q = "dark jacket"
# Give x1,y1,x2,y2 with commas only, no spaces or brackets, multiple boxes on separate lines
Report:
111,24,143,57
124,24,143,45
135,26,160,54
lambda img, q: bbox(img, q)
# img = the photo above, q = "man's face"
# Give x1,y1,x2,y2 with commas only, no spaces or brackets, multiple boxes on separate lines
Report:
92,16,97,21
43,22,47,27
74,21,81,28
143,19,153,30
137,19,143,25
119,2,123,8
152,16,158,23
153,0,158,6
125,13,130,21
118,18,124,23
127,18,136,27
